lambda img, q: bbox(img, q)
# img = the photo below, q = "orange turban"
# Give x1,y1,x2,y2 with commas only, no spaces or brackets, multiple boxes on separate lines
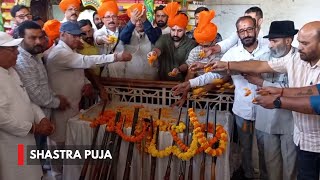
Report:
59,0,81,12
127,3,144,18
43,19,61,48
98,0,119,18
163,2,188,29
194,10,218,44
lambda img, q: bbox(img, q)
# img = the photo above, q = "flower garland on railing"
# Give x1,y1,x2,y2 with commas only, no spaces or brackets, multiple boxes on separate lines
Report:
188,108,228,156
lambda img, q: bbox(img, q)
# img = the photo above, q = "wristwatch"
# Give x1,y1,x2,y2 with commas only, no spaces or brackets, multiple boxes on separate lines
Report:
273,97,282,108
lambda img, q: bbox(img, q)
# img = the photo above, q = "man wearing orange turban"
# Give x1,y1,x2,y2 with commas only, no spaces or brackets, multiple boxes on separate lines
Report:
117,3,161,79
147,2,197,81
43,19,61,49
94,0,126,77
59,0,81,22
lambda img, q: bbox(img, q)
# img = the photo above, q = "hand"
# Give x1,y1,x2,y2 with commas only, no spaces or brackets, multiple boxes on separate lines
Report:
170,95,187,108
130,8,142,24
189,62,205,72
77,40,84,50
168,68,180,77
243,74,263,86
99,87,110,102
56,95,70,110
205,61,228,72
116,51,132,62
34,118,55,136
82,84,94,97
140,8,147,23
171,81,191,96
147,51,158,65
208,44,221,55
257,86,282,96
253,95,278,109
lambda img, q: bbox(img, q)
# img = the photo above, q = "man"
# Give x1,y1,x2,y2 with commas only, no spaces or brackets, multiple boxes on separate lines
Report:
78,19,99,57
153,5,170,34
59,0,80,22
93,11,104,30
173,16,270,179
32,16,44,28
9,4,32,38
14,21,70,172
147,2,197,81
0,32,54,180
118,3,161,79
46,21,131,178
210,21,320,180
186,6,208,39
94,0,126,77
245,21,297,180
210,6,267,54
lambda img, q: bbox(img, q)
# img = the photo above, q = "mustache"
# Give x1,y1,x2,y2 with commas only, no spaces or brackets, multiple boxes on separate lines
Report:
243,36,254,41
108,21,115,25
71,14,78,17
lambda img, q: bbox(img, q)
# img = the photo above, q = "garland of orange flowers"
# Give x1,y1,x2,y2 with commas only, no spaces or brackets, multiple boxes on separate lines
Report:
115,119,147,142
188,108,228,156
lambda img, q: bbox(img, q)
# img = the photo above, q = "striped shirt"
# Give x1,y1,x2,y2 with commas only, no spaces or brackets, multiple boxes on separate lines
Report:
268,47,320,152
15,47,60,118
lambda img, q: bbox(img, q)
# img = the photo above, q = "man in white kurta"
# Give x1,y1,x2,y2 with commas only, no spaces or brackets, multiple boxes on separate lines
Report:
0,32,54,180
46,21,131,178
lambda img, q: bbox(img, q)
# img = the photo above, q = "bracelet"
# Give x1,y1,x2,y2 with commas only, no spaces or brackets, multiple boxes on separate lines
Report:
227,61,230,74
280,88,284,97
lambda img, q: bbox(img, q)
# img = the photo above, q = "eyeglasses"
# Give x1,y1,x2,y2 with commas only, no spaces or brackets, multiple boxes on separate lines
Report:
16,14,32,20
103,15,118,20
237,27,256,35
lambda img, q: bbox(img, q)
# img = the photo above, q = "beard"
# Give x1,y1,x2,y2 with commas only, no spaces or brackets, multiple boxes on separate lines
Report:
96,22,104,29
156,21,167,28
171,35,183,42
27,45,43,55
240,36,256,47
270,45,287,58
84,37,94,45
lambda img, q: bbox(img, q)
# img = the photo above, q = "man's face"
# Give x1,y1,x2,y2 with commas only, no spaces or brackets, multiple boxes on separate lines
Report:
269,38,288,58
135,20,144,33
65,5,79,22
0,46,19,68
22,28,45,55
80,24,94,45
195,13,200,27
200,41,215,51
170,25,186,42
102,11,119,30
14,8,32,25
244,12,262,29
237,19,257,47
155,10,168,28
93,14,104,29
297,29,320,62
62,32,81,49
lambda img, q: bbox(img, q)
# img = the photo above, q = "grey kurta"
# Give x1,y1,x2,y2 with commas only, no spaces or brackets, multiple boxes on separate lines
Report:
0,67,44,180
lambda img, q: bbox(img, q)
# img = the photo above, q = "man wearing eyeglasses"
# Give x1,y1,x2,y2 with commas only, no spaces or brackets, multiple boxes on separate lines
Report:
9,5,32,38
59,0,81,22
94,0,126,78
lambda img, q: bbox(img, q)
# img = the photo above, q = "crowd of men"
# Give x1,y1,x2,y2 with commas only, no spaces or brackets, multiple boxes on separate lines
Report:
1,0,320,180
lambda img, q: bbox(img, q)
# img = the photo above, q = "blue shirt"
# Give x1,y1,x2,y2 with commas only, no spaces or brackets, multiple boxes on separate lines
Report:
119,20,162,45
310,84,320,114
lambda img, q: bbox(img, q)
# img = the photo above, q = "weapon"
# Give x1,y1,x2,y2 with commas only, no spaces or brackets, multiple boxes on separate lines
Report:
107,115,126,180
211,106,218,180
122,108,140,180
150,108,161,180
178,103,190,180
164,108,182,180
79,101,107,180
200,103,210,180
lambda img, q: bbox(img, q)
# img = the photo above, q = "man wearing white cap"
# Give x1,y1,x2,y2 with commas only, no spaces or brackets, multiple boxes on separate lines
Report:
0,32,55,180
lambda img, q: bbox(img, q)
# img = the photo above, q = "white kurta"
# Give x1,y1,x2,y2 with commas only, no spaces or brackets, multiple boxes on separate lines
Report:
46,40,115,143
0,67,44,180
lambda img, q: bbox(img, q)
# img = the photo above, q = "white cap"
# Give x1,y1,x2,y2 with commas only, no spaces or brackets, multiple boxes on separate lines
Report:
0,32,23,47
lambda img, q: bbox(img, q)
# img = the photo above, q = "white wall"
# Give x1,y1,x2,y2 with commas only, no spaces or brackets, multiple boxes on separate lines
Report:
205,0,320,46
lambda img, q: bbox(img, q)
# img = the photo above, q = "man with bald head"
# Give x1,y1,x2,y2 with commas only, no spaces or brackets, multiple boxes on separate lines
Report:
210,21,320,180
